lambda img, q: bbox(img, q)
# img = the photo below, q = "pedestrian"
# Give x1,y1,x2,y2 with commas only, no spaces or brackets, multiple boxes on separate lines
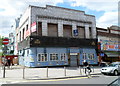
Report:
7,58,11,69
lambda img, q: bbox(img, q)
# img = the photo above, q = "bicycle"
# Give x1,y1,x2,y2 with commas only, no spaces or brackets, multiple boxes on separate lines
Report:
84,66,92,78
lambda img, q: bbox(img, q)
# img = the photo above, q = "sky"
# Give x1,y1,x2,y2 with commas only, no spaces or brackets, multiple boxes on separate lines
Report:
0,0,119,37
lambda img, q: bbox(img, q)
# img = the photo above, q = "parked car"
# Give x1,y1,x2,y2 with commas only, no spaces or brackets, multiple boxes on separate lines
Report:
101,62,120,75
100,62,108,67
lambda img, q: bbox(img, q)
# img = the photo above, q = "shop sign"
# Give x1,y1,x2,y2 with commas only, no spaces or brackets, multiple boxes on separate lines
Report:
70,53,78,55
31,22,36,32
34,39,40,44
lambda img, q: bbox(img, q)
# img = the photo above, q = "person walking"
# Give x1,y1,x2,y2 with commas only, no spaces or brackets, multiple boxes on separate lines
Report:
7,58,11,69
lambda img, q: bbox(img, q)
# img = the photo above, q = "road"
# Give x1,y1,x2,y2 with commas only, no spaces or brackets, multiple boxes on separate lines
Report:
8,74,119,85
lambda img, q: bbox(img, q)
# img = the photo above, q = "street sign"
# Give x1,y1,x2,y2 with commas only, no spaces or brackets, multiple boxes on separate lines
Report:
73,29,78,36
100,53,104,57
2,39,9,45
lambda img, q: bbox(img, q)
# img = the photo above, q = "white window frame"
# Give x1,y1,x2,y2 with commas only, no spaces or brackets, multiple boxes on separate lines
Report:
91,54,94,60
37,53,48,62
88,54,91,60
83,53,87,59
88,54,94,60
50,53,58,61
60,53,66,61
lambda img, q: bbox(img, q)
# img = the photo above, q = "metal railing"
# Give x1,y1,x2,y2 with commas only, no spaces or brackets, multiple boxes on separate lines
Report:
0,65,98,79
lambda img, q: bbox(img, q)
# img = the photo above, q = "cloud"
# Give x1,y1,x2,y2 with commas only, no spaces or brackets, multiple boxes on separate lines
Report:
97,11,118,28
68,0,118,28
0,0,119,37
69,0,119,12
0,0,64,37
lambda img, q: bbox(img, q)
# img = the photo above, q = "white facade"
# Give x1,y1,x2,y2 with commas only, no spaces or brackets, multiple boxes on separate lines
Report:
16,5,97,48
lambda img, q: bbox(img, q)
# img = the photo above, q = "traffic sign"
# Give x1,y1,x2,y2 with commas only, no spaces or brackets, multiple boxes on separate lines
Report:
2,39,9,45
100,53,104,57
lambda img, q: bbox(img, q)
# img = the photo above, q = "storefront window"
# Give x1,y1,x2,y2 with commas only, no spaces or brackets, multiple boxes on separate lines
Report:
60,53,66,61
50,53,58,61
37,53,47,62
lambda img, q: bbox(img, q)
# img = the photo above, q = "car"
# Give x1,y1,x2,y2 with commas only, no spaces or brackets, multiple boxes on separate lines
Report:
100,62,108,67
101,62,120,76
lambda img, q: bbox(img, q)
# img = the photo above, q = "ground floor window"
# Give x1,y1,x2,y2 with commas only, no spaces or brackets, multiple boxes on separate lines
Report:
37,53,47,62
83,53,87,59
50,53,58,61
88,54,94,60
60,53,66,61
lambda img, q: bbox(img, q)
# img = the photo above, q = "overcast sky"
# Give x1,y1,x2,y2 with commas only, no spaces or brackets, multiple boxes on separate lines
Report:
0,0,119,37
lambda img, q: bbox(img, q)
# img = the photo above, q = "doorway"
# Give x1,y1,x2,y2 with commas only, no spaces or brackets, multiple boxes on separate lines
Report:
70,54,78,67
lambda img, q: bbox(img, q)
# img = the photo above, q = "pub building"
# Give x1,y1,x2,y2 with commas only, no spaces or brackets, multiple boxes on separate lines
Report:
16,5,98,67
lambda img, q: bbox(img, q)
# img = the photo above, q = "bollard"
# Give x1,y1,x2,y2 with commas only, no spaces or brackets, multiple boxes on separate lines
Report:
10,63,12,70
23,66,25,79
92,66,94,73
83,66,84,73
64,66,66,76
3,66,5,78
79,66,82,75
46,67,48,78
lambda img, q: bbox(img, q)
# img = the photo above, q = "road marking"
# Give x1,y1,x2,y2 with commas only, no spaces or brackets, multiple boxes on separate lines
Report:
10,77,89,83
1,75,100,84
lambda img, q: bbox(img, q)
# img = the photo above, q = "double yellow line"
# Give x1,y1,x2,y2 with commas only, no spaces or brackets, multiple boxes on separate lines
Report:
0,76,91,84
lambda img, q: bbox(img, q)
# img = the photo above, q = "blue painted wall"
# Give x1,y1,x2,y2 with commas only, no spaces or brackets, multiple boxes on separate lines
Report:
19,47,98,67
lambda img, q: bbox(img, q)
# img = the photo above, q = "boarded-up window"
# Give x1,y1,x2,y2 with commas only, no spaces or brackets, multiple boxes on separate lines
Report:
19,31,21,42
89,27,92,38
63,25,72,37
22,28,25,40
38,22,42,36
77,26,85,38
48,23,58,37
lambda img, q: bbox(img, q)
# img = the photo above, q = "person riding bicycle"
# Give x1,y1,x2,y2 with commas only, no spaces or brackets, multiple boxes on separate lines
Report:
83,60,92,74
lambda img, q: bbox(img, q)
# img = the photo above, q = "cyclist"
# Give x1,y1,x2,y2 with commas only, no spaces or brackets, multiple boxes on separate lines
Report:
83,60,92,76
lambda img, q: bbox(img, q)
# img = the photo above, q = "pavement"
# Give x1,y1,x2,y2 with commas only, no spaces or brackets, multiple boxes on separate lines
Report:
0,65,102,84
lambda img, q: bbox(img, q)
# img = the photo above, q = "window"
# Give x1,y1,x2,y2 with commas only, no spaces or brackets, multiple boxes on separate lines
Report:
89,27,92,38
60,53,66,61
88,54,94,60
27,50,29,56
19,31,21,42
37,53,47,62
91,54,94,60
22,28,25,40
83,53,87,59
88,54,91,60
26,24,28,31
50,53,58,61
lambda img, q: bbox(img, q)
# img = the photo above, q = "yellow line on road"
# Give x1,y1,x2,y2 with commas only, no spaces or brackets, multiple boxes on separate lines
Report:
0,76,90,84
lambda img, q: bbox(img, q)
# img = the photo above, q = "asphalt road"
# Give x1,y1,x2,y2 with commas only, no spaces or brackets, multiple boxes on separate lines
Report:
10,74,119,85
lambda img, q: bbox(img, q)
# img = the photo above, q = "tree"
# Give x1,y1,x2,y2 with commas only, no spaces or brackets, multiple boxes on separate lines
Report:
0,36,5,56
